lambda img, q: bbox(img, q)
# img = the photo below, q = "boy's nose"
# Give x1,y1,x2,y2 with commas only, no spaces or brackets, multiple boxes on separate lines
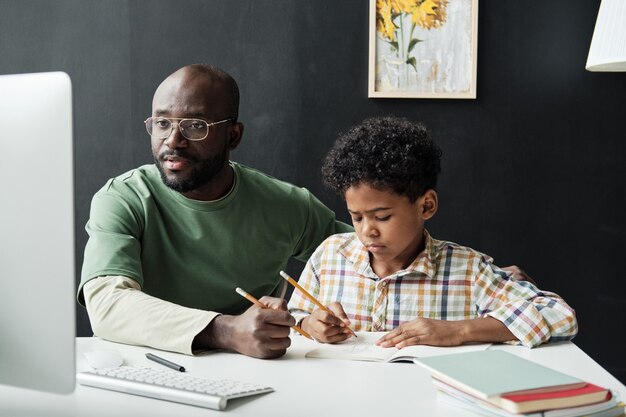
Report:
362,220,379,237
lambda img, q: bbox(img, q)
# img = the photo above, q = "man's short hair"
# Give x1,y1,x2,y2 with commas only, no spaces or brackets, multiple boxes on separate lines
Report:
322,116,442,202
186,64,240,121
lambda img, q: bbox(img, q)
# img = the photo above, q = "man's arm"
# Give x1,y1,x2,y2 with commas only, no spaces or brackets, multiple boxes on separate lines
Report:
291,191,352,262
501,265,537,286
83,276,216,354
84,276,295,357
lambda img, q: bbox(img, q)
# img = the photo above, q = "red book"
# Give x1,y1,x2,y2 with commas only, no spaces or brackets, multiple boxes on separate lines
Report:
493,383,611,413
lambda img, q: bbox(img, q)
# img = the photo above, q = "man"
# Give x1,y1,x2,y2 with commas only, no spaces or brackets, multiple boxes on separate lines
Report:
78,64,352,358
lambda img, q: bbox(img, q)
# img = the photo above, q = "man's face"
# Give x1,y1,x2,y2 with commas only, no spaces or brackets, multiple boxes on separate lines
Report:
150,71,237,196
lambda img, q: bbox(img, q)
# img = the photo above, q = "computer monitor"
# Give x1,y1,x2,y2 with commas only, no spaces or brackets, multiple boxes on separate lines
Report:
0,71,75,394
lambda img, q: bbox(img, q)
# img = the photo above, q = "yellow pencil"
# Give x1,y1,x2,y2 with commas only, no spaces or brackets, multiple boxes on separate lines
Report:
279,270,357,338
235,287,313,340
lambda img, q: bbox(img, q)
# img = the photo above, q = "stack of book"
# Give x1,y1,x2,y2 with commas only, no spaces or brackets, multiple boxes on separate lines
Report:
415,350,625,417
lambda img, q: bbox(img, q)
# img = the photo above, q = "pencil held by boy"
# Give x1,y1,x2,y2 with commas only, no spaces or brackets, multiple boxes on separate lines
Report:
288,116,578,348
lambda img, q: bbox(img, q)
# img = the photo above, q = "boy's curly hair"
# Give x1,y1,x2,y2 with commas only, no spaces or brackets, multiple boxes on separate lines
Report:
322,116,442,202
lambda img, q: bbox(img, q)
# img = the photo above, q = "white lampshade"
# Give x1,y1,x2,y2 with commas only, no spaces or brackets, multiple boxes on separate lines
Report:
586,0,626,71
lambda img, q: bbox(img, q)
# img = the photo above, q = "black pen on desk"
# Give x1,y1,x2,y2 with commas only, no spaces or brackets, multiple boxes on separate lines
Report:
146,353,186,372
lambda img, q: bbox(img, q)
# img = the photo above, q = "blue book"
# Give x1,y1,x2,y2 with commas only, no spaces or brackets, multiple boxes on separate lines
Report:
415,350,586,400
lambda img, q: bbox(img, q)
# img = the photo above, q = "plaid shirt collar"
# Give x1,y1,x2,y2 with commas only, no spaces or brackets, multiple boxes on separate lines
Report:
337,229,437,279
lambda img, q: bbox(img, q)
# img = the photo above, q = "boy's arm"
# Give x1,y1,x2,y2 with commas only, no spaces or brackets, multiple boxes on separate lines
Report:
473,259,578,348
378,259,577,349
287,240,354,343
377,316,515,348
287,266,353,343
286,257,320,327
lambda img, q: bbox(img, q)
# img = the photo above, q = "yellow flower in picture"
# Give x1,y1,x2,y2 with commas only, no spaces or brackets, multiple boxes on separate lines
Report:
376,0,396,41
376,0,448,38
411,0,447,29
390,0,414,14
375,0,448,79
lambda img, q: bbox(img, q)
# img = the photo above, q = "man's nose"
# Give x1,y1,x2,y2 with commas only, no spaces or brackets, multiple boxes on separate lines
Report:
163,122,188,148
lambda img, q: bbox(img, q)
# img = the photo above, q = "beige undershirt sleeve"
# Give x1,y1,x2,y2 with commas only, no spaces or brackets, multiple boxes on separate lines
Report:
83,275,219,355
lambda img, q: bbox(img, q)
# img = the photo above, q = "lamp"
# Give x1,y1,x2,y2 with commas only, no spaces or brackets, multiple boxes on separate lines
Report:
586,0,626,71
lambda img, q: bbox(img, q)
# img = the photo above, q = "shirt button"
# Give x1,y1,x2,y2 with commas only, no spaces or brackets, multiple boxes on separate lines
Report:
381,281,388,287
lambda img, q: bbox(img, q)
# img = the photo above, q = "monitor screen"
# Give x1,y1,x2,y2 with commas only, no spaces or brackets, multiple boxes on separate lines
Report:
0,71,75,394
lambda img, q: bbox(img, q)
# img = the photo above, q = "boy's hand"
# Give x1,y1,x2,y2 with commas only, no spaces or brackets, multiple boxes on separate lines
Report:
376,316,516,348
301,302,353,343
375,318,464,348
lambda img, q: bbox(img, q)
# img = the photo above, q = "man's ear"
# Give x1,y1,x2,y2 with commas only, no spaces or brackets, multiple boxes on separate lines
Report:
420,189,438,220
227,121,244,150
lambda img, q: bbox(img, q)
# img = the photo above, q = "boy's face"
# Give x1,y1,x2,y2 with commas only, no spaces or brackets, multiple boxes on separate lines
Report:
345,183,437,274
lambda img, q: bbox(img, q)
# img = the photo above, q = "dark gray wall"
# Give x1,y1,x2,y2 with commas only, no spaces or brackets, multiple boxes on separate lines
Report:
1,0,624,382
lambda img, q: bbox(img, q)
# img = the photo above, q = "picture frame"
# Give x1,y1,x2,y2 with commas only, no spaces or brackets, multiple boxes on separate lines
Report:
368,0,479,99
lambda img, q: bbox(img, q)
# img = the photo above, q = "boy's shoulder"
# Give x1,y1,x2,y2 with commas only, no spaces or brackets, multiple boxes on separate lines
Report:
310,231,496,273
320,232,358,250
311,232,361,260
311,232,369,270
313,232,494,262
426,232,494,264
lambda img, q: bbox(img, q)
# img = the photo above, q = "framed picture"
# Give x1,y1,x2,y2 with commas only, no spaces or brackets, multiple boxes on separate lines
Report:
368,0,479,99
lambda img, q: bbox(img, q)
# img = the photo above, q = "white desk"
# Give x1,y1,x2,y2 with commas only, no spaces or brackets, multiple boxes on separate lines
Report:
1,336,624,417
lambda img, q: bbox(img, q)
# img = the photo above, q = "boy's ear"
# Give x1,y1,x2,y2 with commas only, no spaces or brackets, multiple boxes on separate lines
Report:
420,189,438,220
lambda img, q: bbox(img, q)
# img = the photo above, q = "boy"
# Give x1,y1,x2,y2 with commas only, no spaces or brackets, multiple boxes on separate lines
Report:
288,116,578,349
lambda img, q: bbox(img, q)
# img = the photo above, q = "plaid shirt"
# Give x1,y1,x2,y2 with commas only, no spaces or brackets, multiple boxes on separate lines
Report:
288,231,578,348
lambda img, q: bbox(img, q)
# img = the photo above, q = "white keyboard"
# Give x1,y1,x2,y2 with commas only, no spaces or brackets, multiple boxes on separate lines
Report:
77,366,273,410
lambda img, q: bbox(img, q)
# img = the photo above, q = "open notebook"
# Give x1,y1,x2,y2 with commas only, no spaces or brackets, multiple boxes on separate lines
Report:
305,332,491,362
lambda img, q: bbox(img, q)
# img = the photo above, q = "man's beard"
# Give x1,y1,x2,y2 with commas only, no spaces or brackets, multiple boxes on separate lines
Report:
155,148,228,193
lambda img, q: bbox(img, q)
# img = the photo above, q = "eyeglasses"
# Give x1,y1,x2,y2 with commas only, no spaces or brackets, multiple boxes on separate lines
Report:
144,117,233,141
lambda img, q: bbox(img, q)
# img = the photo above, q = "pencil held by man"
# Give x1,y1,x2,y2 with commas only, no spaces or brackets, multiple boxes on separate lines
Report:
235,287,312,340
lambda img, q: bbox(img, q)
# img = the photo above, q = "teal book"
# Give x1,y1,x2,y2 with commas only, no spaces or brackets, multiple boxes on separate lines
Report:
415,350,586,400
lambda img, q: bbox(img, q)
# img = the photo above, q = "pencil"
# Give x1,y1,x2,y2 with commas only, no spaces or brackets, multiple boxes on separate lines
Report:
279,270,357,338
235,287,313,340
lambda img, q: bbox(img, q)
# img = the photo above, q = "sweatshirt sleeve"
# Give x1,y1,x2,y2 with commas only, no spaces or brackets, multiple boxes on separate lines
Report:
291,190,352,262
83,275,218,355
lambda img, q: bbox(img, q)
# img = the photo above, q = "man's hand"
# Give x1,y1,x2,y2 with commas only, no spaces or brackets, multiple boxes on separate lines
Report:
375,318,465,348
194,296,295,359
301,302,352,344
501,265,537,286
